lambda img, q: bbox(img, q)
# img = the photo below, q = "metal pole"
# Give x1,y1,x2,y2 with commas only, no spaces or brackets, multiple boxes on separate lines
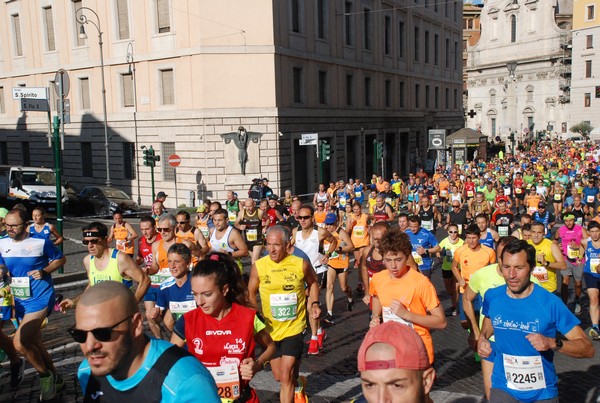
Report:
98,31,110,186
52,116,64,273
127,43,141,205
174,169,179,208
317,141,321,186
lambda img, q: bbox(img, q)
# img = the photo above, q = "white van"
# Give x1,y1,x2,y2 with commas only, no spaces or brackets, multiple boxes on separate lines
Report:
0,166,67,210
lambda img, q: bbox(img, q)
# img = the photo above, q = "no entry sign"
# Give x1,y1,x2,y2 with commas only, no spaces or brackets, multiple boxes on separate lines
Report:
168,154,181,167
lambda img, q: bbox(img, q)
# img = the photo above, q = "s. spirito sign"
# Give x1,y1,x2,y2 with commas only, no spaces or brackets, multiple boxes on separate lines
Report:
12,87,49,100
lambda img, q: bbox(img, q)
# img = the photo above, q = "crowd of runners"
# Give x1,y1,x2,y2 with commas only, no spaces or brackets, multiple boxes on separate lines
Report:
0,139,598,402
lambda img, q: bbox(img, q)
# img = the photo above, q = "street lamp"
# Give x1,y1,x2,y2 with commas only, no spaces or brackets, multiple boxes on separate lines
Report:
76,7,111,186
126,42,141,205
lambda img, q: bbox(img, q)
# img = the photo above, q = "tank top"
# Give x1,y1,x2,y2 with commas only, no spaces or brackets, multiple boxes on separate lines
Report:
150,240,173,286
315,192,328,203
29,223,51,240
210,226,235,253
295,228,323,270
324,230,349,269
558,225,584,261
373,206,389,222
526,194,541,214
584,239,600,277
240,209,263,243
183,303,259,402
226,200,240,224
138,234,161,269
176,227,196,244
365,246,385,278
113,223,134,254
89,249,132,287
350,214,370,248
571,206,586,226
450,193,462,203
418,206,435,231
255,254,306,341
528,238,558,292
479,229,495,249
195,216,210,238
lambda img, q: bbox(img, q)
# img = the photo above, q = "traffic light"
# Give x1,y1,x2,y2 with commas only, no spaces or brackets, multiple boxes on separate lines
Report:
509,132,515,142
142,145,160,167
320,140,331,162
375,141,384,160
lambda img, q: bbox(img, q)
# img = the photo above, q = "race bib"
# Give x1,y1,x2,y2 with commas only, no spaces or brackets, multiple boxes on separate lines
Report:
385,198,393,205
498,226,509,237
587,195,595,204
554,194,562,201
445,249,454,262
382,306,414,328
199,226,209,238
353,225,365,238
208,363,241,400
149,267,172,286
422,220,434,231
169,300,196,320
590,258,600,273
270,293,298,321
116,239,128,252
246,229,258,242
340,198,347,207
412,251,424,266
567,246,580,260
228,211,237,223
528,206,537,214
516,188,522,194
576,217,584,226
532,266,548,283
10,277,31,299
457,224,463,234
504,188,511,196
440,190,448,197
355,191,362,198
503,354,546,391
467,190,474,197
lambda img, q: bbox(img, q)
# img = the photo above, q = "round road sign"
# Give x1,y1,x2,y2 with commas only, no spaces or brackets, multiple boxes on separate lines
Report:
53,69,70,98
168,154,181,167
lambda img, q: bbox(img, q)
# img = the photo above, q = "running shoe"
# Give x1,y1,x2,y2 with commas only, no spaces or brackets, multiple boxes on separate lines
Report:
39,371,57,401
574,302,582,315
307,339,319,355
355,283,365,297
323,314,335,325
317,329,327,349
294,376,308,403
347,298,354,312
54,372,65,394
53,294,64,312
10,357,25,389
589,327,600,341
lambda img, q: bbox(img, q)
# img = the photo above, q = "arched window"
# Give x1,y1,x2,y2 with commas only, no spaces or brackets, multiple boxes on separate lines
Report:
510,15,517,43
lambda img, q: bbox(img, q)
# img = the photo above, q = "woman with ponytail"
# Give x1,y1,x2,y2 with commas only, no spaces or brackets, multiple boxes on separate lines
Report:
171,252,275,402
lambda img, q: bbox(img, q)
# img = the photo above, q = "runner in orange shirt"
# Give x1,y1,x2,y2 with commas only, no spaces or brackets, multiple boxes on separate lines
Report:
368,229,447,364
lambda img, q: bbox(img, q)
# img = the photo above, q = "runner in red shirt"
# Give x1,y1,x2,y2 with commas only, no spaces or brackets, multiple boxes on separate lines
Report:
171,252,275,402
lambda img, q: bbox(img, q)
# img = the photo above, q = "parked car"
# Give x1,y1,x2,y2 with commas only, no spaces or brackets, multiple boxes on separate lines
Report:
76,186,139,217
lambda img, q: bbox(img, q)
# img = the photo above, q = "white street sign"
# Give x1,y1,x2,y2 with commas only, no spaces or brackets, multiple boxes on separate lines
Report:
301,133,318,142
12,87,49,100
299,139,318,146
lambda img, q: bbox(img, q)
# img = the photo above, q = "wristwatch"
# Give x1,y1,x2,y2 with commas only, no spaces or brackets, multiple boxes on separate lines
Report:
553,337,563,351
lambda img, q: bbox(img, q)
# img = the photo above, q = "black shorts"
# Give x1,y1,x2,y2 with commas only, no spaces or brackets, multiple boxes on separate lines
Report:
273,332,304,360
442,269,454,279
247,240,264,249
515,192,525,200
329,266,349,275
585,272,600,289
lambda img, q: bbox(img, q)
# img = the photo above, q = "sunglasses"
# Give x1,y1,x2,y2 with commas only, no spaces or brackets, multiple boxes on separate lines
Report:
297,215,312,220
448,231,458,234
177,221,189,224
157,227,173,232
82,239,101,245
69,315,133,343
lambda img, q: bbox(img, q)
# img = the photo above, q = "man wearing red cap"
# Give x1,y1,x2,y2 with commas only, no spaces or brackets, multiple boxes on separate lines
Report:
355,321,435,403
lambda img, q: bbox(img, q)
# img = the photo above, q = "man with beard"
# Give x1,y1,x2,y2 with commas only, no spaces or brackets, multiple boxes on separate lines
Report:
74,281,219,402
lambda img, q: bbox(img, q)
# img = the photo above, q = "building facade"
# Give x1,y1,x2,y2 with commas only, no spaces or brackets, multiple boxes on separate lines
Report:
0,0,464,207
465,0,572,144
571,0,600,131
462,2,483,110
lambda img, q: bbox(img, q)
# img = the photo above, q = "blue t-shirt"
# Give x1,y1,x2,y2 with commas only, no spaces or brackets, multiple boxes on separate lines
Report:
584,239,600,278
29,223,52,240
483,284,580,402
0,236,62,311
582,186,599,203
78,338,220,403
156,273,195,320
406,228,439,271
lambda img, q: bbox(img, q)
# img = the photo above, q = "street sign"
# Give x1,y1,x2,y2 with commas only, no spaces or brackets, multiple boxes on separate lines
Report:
299,139,318,146
428,129,446,150
20,98,50,112
301,133,318,142
54,69,70,98
12,87,49,100
168,154,181,167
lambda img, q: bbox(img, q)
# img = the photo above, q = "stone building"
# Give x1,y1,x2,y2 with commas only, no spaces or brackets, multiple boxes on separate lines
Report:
465,0,572,144
0,0,464,207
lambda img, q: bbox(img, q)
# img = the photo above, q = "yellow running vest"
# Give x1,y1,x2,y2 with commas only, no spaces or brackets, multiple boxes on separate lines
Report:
528,238,557,292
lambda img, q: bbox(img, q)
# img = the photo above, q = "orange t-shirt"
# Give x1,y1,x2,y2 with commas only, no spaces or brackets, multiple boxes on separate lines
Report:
369,268,440,363
375,181,389,193
314,211,327,227
453,244,496,292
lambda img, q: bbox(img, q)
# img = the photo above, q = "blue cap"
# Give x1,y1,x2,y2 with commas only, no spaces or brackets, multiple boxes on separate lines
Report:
324,213,338,225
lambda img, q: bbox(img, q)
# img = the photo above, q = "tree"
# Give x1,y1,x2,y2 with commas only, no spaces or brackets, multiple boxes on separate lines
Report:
570,121,594,138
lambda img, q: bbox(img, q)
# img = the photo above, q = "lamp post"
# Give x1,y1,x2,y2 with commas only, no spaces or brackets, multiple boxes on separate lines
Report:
126,42,141,205
76,7,111,186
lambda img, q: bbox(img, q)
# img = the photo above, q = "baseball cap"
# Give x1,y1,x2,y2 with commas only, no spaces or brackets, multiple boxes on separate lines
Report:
196,205,206,213
538,202,546,208
156,191,168,198
0,208,8,219
357,322,430,371
324,212,338,225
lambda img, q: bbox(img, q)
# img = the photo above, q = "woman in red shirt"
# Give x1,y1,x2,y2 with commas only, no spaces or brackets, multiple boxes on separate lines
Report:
171,253,275,402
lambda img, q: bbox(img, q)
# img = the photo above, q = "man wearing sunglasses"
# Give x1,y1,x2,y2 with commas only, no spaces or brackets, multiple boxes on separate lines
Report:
59,222,149,312
0,209,66,401
74,281,220,402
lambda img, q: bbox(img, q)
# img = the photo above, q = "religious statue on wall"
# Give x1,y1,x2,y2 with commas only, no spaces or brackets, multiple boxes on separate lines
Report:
220,126,262,175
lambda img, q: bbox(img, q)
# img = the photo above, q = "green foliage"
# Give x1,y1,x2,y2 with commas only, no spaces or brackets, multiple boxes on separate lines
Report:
570,122,594,136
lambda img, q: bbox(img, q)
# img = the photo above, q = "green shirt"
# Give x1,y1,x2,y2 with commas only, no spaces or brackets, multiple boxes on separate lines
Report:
438,237,465,271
